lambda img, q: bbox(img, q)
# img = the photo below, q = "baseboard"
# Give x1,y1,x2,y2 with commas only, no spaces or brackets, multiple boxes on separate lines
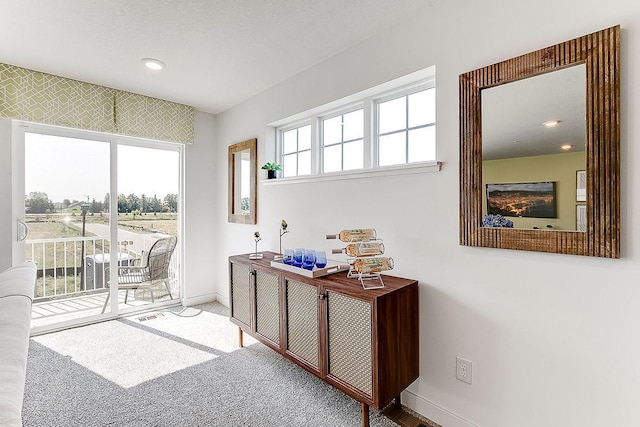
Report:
181,293,218,307
402,389,478,427
214,292,229,307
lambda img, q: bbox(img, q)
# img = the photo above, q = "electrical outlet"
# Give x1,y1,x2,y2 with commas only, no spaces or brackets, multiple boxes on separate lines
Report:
456,356,472,384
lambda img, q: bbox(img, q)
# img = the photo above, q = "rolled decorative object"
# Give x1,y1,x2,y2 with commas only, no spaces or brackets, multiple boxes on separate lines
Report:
332,242,385,257
352,257,394,274
326,229,377,242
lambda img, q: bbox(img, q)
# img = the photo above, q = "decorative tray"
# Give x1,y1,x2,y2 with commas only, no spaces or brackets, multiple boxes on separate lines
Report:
270,259,350,278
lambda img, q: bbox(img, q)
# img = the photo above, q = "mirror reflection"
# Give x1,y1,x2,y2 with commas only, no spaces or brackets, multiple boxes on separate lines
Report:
481,64,586,230
233,149,251,215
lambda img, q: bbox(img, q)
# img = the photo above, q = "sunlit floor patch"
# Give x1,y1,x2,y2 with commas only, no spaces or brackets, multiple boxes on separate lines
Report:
126,306,257,354
33,319,215,388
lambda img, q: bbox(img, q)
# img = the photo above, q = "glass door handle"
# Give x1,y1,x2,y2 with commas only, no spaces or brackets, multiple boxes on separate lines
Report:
17,220,28,242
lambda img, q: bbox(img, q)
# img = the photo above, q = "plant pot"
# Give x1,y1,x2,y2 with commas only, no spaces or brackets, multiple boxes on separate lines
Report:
267,170,277,179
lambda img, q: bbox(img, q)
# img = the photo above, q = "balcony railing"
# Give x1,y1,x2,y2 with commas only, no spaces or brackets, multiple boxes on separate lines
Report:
26,236,178,302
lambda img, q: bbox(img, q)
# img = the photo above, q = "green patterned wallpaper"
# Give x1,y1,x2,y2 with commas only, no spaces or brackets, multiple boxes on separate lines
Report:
0,64,115,133
115,90,194,144
0,63,194,144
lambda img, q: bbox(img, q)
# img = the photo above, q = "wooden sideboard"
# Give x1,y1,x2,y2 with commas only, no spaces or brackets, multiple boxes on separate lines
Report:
229,251,419,427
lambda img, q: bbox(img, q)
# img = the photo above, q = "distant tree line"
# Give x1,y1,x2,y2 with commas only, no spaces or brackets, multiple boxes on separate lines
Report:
115,193,178,214
25,192,55,214
25,192,179,214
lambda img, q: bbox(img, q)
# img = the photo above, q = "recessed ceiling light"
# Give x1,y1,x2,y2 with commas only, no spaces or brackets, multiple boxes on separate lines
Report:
543,120,561,127
141,58,165,71
560,144,573,150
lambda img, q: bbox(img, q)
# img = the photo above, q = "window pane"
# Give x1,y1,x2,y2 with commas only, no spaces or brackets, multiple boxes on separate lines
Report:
298,150,311,175
379,132,406,166
343,140,363,170
324,144,342,173
323,116,342,146
283,129,298,154
283,153,297,177
408,126,436,163
378,97,406,134
408,88,436,128
298,125,311,150
343,109,363,141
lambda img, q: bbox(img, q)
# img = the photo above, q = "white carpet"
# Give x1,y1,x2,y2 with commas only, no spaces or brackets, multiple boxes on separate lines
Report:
34,306,260,388
24,302,398,427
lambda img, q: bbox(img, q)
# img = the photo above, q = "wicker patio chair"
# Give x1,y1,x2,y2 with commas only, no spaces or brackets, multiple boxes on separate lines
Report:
101,236,177,313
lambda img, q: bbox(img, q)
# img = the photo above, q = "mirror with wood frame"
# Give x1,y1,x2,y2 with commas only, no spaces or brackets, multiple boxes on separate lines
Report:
228,138,257,224
459,25,620,257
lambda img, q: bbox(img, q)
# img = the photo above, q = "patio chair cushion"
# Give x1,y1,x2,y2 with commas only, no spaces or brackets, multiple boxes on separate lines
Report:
0,262,36,427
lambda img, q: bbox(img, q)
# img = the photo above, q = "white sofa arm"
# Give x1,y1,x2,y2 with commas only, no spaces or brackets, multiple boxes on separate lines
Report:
0,262,37,427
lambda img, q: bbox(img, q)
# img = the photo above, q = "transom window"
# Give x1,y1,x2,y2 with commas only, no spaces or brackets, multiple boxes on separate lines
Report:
377,88,436,166
275,71,436,178
322,109,364,173
281,124,311,177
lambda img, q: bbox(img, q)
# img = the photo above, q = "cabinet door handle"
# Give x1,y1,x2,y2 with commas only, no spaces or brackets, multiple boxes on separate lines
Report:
318,293,328,300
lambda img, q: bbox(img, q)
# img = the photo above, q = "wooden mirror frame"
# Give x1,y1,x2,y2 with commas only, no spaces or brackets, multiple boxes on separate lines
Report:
459,26,620,257
228,138,257,224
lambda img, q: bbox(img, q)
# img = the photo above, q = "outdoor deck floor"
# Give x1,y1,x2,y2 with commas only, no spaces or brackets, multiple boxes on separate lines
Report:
31,291,175,329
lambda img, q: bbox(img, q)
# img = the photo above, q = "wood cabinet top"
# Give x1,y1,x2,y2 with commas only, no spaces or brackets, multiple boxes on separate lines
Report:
230,251,417,298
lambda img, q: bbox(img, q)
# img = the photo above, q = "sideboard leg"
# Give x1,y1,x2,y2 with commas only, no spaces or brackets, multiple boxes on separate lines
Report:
238,327,244,348
395,393,402,409
361,402,369,427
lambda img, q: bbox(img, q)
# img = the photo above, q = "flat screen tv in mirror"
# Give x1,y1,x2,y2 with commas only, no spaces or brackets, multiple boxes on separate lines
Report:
459,25,620,257
486,182,557,219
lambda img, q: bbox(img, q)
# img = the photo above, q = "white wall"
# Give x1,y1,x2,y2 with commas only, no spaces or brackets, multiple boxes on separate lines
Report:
183,110,219,304
212,0,640,426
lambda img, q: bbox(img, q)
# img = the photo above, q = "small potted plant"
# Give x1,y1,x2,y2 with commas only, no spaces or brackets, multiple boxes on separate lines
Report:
261,162,281,179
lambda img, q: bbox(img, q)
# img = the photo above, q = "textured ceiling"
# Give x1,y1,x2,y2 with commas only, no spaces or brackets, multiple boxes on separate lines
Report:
0,0,435,114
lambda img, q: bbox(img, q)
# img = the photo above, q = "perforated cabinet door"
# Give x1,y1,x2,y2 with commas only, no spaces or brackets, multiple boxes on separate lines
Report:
285,279,319,369
326,291,373,398
230,262,251,327
254,269,280,345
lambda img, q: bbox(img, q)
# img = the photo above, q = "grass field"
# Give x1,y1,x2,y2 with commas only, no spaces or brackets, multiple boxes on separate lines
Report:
27,219,90,240
26,212,178,237
117,213,178,236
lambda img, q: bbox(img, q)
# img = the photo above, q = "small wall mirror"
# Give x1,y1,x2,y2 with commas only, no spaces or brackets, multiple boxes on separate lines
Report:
228,138,257,224
460,26,620,257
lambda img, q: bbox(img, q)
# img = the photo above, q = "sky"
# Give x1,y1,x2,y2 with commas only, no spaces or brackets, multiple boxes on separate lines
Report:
25,132,179,204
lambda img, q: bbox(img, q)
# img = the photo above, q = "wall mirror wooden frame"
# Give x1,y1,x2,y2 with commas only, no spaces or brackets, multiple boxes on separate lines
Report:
459,25,620,257
228,138,257,224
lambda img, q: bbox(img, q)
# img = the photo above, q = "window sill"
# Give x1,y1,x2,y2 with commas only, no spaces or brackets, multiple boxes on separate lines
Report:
261,161,442,186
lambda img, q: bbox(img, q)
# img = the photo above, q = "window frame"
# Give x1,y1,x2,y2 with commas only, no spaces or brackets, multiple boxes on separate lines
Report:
273,72,437,181
374,85,437,167
279,121,313,178
320,105,366,173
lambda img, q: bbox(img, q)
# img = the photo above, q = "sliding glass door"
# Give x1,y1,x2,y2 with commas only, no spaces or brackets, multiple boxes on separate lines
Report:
114,145,180,315
13,122,182,333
